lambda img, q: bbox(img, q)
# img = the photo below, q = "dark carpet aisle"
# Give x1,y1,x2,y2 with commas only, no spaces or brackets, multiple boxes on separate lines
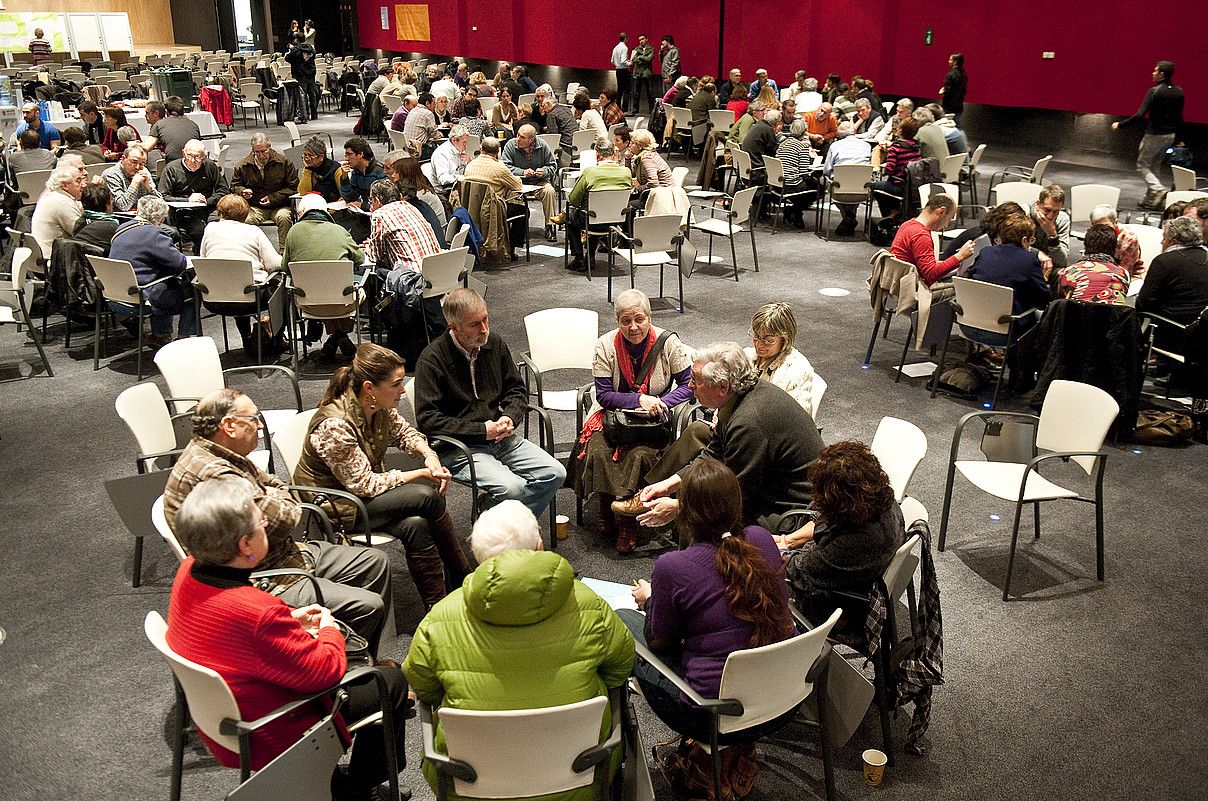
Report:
0,110,1204,801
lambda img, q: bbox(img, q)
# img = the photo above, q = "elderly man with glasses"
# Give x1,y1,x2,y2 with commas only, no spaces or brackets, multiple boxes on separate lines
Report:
102,144,162,213
164,388,397,660
232,132,300,243
158,139,230,252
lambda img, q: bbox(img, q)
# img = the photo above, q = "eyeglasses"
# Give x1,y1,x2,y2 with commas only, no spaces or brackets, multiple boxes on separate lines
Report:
226,413,263,426
748,329,781,345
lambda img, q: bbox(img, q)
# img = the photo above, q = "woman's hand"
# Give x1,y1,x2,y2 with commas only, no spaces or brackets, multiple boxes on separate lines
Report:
638,394,668,418
637,497,679,527
423,452,451,494
291,604,326,635
773,521,815,551
632,578,651,610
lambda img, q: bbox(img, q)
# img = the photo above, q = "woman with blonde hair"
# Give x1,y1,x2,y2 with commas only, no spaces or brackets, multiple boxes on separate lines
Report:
743,302,823,418
629,128,672,192
755,83,778,108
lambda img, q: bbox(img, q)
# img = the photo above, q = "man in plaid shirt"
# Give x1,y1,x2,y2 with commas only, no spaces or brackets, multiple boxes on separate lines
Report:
164,388,396,658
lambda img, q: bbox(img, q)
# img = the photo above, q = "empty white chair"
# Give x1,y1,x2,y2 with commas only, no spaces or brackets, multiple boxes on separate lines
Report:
1165,190,1208,208
870,417,928,502
918,182,959,207
0,246,52,375
1069,184,1121,224
521,308,599,412
610,213,686,312
992,181,1043,208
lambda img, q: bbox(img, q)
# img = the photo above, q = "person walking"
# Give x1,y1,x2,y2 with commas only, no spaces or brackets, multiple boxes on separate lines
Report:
1113,60,1184,209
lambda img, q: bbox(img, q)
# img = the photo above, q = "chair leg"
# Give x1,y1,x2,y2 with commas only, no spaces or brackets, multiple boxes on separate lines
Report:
864,311,885,366
93,299,103,370
938,460,958,551
930,328,952,396
1003,501,1025,601
19,302,53,376
874,643,895,766
1095,488,1106,581
136,306,145,381
131,535,144,588
1033,502,1041,540
729,234,738,281
170,684,187,801
894,315,916,384
709,724,723,801
749,226,759,273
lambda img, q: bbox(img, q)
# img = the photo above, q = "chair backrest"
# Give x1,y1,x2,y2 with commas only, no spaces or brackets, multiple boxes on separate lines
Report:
380,92,402,113
763,155,785,189
870,416,927,503
731,147,754,180
729,186,761,225
668,106,691,129
272,409,316,480
1171,165,1197,192
537,132,561,153
524,307,599,372
192,257,258,305
388,129,409,152
940,153,965,183
241,82,263,102
439,696,608,798
478,96,498,114
450,226,470,250
992,181,1043,208
518,92,537,107
88,255,141,305
282,144,305,174
883,534,922,603
577,150,597,170
15,170,52,205
584,187,632,227
918,182,959,207
572,129,597,154
1165,190,1208,208
421,247,471,298
633,116,648,131
952,276,1014,336
1069,184,1121,223
225,709,345,801
144,611,245,754
151,494,188,562
288,260,356,307
709,108,735,133
115,382,177,457
284,120,301,146
716,608,842,734
967,143,987,171
1035,380,1119,474
628,214,683,256
1029,154,1053,184
669,166,688,188
830,163,873,197
1119,223,1164,271
153,336,227,414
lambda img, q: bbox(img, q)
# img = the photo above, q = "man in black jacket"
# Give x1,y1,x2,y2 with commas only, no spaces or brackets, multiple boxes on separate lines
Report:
741,107,781,180
414,289,566,519
1112,60,1184,209
1137,215,1208,351
157,139,230,252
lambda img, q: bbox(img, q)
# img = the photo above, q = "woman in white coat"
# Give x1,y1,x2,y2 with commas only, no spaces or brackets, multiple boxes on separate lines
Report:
743,302,826,420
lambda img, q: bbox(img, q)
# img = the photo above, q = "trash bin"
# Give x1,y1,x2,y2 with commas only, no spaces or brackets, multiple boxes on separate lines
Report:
150,68,194,105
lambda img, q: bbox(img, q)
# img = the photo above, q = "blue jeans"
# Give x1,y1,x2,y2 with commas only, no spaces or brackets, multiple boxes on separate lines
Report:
108,299,198,336
440,433,566,518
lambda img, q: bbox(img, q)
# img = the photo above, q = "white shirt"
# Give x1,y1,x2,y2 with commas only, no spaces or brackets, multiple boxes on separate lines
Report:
611,42,629,69
430,139,466,187
199,219,283,272
579,108,609,142
823,136,872,178
794,91,823,112
430,78,458,101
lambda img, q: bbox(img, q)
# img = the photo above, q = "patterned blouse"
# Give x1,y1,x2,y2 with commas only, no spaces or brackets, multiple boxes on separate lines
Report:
1057,256,1131,306
309,408,430,498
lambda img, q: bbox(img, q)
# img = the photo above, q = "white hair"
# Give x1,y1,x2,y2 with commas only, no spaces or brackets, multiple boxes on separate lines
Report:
836,121,855,137
470,500,541,562
764,109,782,125
46,162,81,192
614,289,651,318
693,342,756,393
1089,204,1118,224
297,193,328,215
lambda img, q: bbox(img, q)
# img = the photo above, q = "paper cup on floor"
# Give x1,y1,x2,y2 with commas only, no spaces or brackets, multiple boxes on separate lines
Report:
556,514,569,540
863,749,887,786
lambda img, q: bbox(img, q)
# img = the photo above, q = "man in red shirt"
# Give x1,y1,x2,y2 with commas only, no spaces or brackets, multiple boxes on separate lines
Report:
890,193,975,286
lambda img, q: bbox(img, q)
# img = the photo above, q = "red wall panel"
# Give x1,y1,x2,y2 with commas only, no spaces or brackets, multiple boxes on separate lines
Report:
356,0,1208,122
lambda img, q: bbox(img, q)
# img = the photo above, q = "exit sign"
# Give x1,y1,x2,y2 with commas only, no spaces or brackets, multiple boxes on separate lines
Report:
924,28,933,46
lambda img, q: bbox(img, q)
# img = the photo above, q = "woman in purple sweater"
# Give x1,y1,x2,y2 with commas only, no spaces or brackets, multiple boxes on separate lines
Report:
620,458,795,741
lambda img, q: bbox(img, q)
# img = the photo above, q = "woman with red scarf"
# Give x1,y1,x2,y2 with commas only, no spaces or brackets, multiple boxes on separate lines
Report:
568,289,694,552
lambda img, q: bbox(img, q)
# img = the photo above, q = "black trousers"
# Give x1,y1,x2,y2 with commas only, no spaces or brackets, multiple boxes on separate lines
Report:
632,75,657,115
615,68,631,111
363,482,445,551
335,666,408,797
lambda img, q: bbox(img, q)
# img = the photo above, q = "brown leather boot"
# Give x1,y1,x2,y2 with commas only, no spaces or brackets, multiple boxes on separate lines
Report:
615,515,639,554
596,493,618,538
429,511,473,588
405,547,447,610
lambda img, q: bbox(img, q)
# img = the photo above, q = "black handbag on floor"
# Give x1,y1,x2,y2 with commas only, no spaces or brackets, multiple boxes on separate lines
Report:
602,331,675,447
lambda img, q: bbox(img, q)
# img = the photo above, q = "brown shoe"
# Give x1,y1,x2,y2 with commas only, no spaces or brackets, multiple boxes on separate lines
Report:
549,212,566,226
596,494,618,538
615,516,639,553
611,495,646,517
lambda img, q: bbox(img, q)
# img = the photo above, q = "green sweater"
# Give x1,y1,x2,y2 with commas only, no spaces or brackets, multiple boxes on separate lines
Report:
727,112,756,148
568,162,633,208
279,212,365,267
404,549,635,801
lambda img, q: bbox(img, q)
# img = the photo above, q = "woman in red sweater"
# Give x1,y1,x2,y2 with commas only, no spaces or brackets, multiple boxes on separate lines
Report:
166,476,407,801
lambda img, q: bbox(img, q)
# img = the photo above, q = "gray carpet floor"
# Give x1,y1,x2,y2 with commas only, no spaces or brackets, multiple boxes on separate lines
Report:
0,107,1204,801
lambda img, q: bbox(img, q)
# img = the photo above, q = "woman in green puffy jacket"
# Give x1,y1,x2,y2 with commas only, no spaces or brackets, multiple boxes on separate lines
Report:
403,500,635,801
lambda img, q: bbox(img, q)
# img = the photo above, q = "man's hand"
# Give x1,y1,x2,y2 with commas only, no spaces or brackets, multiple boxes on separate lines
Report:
632,579,651,610
188,192,206,204
638,476,678,503
240,188,253,199
1111,121,1120,131
484,417,515,442
637,496,679,527
956,240,975,262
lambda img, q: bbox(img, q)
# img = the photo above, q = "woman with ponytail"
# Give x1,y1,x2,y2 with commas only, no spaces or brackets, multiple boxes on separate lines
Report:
294,343,472,611
620,457,794,742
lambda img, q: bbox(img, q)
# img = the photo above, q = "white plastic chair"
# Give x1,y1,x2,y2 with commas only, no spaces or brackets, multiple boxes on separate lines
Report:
380,92,403,114
235,82,267,127
989,154,1052,192
521,307,599,413
961,143,988,206
1119,223,1164,281
0,246,52,375
991,181,1043,209
669,166,689,188
285,260,364,370
284,120,302,147
759,155,815,235
1165,190,1208,208
817,162,873,241
635,608,842,801
566,187,631,279
190,257,270,356
938,379,1119,600
15,169,53,206
918,182,959,207
115,382,186,473
870,417,928,503
708,108,735,134
689,185,761,280
151,495,188,562
419,694,620,801
571,128,597,155
1170,165,1208,192
930,276,1030,409
940,153,966,183
537,132,562,155
609,213,685,312
1069,184,1122,238
88,254,174,379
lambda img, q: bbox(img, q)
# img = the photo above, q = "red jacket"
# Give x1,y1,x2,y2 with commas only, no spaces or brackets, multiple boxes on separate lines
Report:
166,558,347,769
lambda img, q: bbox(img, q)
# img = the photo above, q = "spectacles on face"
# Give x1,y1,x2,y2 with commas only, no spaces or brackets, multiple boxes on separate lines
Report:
126,158,146,168
251,147,270,157
749,329,780,346
226,413,263,427
183,151,205,162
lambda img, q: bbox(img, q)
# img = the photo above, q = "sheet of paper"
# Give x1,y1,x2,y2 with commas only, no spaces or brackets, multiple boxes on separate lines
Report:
896,362,937,378
580,577,639,611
